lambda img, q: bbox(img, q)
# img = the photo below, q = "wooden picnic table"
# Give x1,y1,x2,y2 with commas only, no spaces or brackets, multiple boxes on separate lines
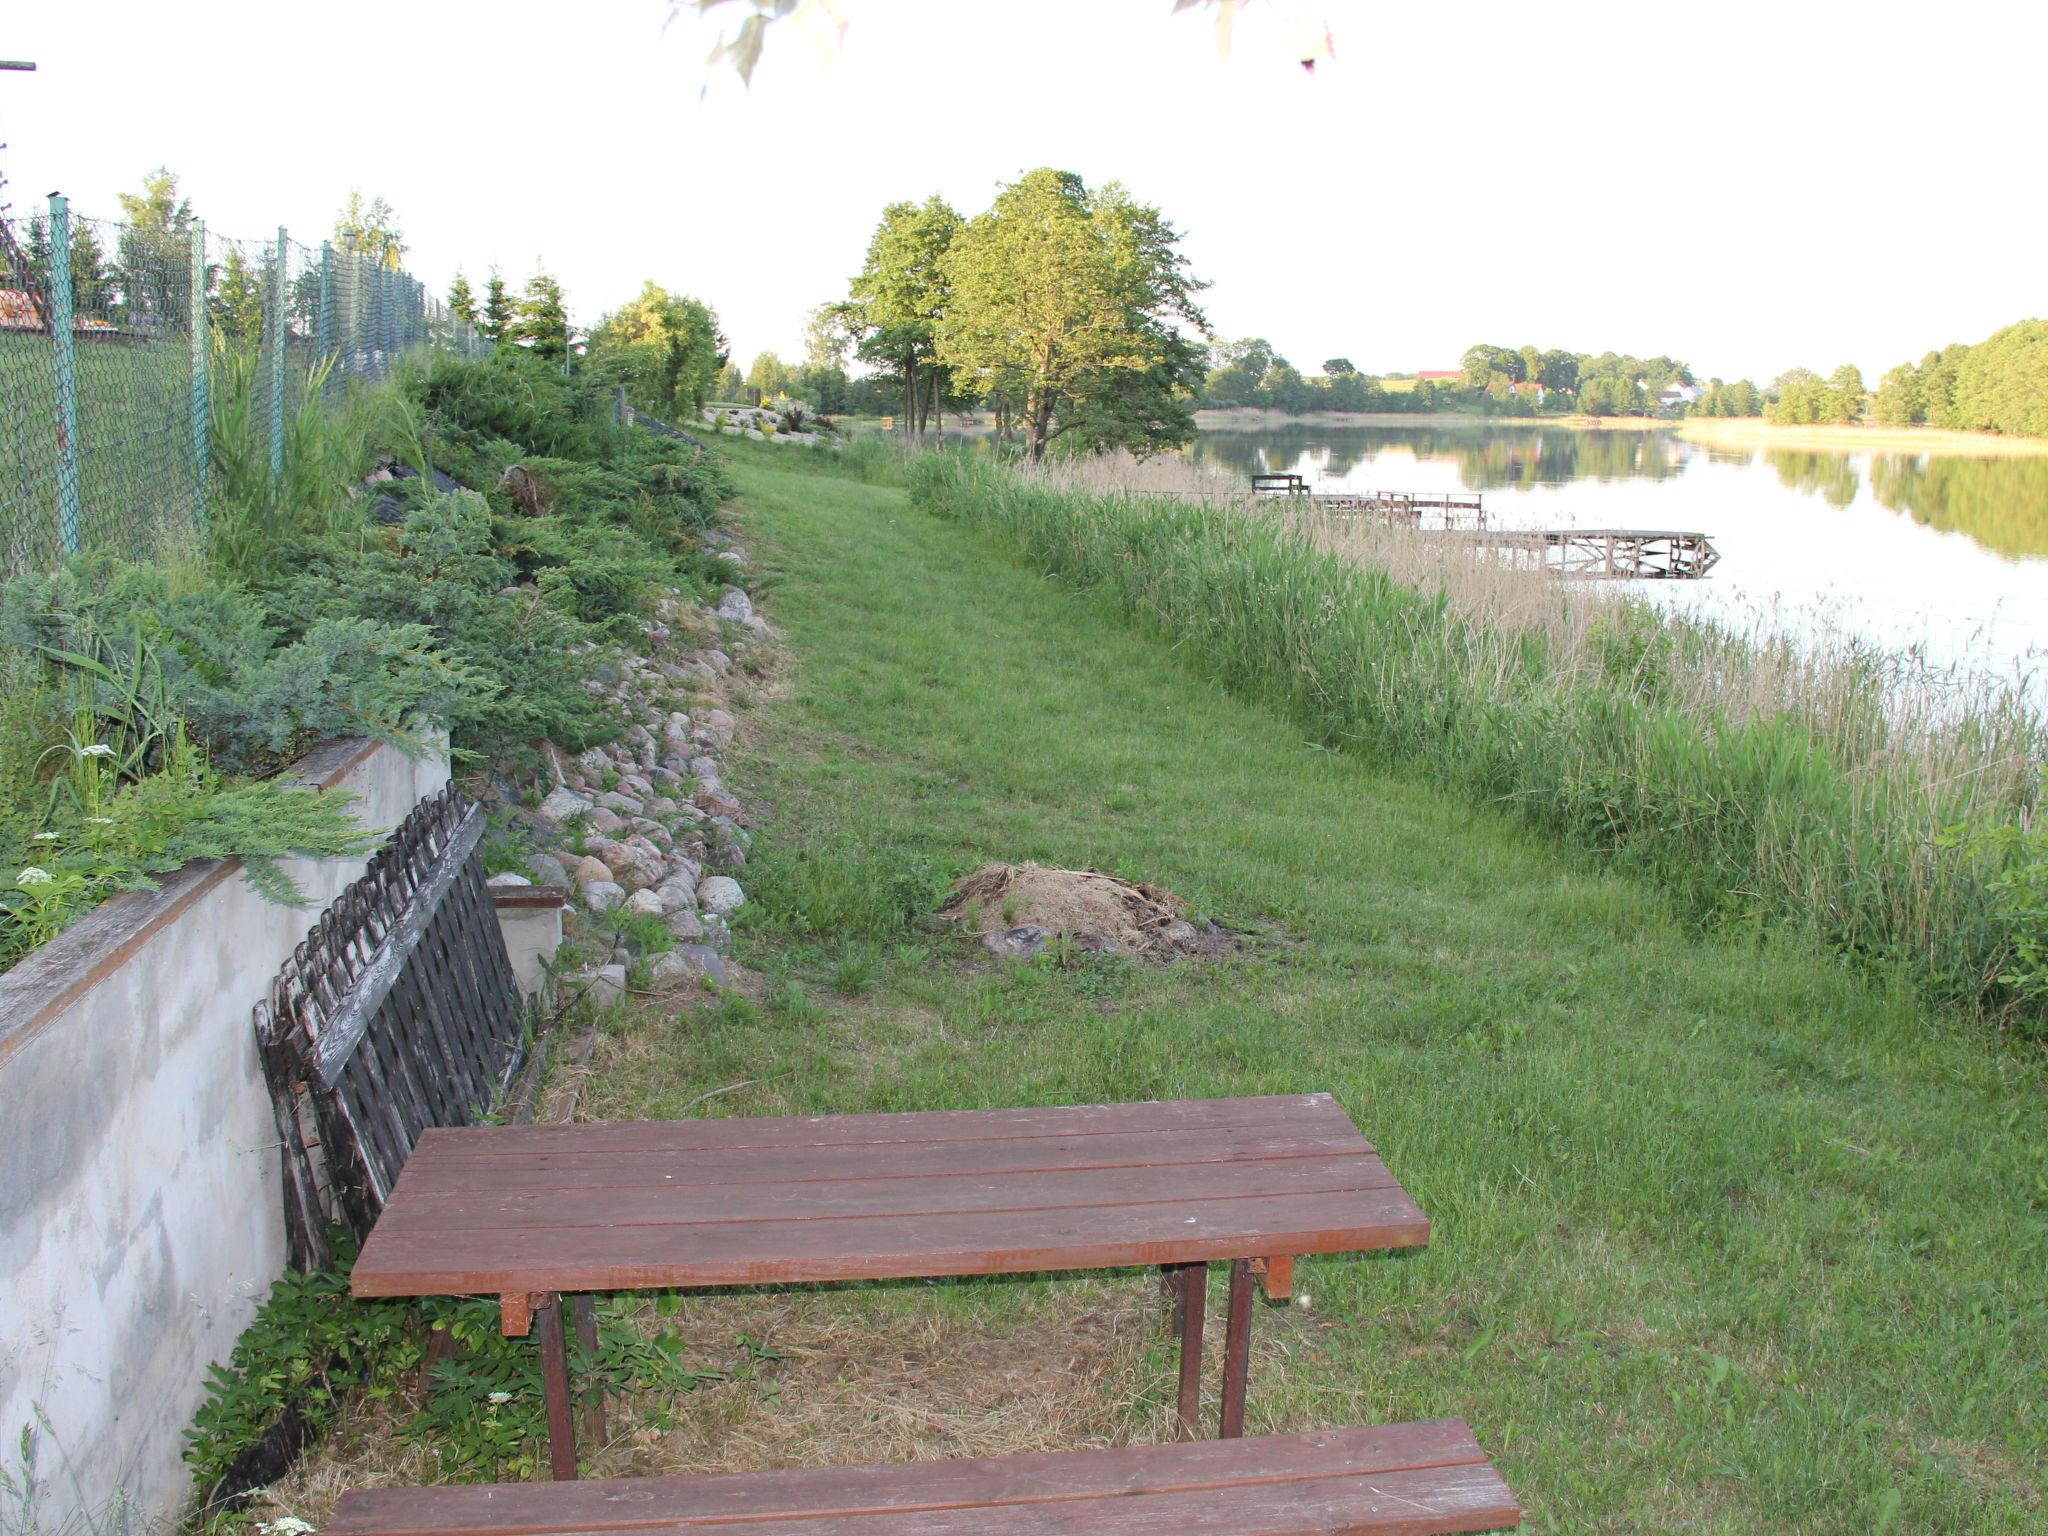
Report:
350,1093,1429,1478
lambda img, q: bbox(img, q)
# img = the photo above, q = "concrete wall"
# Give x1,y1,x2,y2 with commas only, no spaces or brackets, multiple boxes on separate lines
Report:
0,737,447,1533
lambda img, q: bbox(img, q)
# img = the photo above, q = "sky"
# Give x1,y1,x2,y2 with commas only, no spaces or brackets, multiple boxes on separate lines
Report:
3,0,2042,385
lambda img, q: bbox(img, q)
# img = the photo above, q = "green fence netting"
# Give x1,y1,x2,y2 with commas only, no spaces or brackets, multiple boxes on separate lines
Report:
0,196,487,577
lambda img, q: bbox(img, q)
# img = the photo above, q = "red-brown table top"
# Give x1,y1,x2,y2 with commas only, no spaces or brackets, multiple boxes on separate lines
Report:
350,1093,1428,1297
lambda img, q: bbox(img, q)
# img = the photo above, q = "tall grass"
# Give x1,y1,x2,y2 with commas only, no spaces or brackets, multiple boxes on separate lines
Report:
910,451,2047,1021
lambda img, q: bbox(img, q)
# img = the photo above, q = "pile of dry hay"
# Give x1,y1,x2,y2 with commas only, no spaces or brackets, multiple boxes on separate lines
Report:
939,863,1231,961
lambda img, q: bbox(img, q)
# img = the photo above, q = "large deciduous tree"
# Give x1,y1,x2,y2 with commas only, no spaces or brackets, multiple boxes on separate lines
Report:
334,190,406,270
935,168,1209,460
847,196,962,439
588,281,727,418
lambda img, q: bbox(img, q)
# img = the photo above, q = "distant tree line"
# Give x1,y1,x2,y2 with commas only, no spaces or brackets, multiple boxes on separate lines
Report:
1200,338,1701,419
1868,321,2048,437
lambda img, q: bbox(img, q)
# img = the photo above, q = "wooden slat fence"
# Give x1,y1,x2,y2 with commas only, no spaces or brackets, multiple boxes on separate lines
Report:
254,784,525,1269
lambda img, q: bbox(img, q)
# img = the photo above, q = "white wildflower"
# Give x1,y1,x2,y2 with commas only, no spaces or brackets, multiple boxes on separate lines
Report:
85,816,114,825
486,1390,513,1405
16,868,54,886
31,831,59,841
259,1520,316,1536
79,743,115,757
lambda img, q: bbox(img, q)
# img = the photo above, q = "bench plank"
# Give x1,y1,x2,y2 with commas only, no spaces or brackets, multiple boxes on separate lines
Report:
355,1185,1428,1293
330,1421,1515,1536
354,1096,1422,1297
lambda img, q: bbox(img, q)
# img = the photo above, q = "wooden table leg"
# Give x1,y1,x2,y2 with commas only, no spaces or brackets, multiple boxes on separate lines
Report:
1172,1263,1206,1440
1218,1258,1254,1439
533,1294,578,1479
570,1294,606,1448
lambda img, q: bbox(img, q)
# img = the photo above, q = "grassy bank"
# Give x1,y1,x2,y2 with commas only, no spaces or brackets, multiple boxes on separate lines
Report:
906,453,2046,1024
1678,418,2048,458
529,439,2043,1533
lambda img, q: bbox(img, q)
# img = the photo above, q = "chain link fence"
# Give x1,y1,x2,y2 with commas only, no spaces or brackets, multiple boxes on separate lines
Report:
0,194,488,576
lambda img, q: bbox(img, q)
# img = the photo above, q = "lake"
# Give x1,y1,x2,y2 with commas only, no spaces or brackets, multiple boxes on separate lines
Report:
1188,424,2048,696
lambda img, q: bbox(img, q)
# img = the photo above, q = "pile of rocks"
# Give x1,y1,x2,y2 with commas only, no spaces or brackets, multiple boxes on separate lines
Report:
489,556,774,1001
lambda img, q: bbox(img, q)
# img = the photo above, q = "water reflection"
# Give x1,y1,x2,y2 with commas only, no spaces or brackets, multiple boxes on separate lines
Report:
1189,425,1683,491
1867,455,2048,560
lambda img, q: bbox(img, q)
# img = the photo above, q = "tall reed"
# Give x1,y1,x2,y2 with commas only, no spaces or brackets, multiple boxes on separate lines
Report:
910,451,2046,1022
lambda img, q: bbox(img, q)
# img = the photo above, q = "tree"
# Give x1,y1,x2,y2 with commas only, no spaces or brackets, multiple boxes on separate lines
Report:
1538,349,1579,393
803,302,854,369
114,166,196,331
481,271,515,345
745,350,789,399
1461,343,1524,389
936,169,1209,460
1205,337,1275,406
1765,367,1826,424
335,190,405,271
588,281,727,418
1872,361,1924,426
447,273,480,330
847,195,962,438
1823,364,1866,425
1322,357,1357,376
1948,320,2048,437
210,244,267,341
512,269,569,362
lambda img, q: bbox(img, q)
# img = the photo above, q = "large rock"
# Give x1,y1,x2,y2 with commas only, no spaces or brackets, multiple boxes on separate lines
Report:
982,926,1050,961
572,855,616,889
538,786,593,823
699,876,745,915
585,963,629,1006
583,881,627,912
664,909,706,942
597,790,644,816
649,946,727,986
695,785,743,821
701,708,737,743
526,852,571,888
586,806,626,835
652,875,698,914
624,888,665,918
716,588,754,624
485,872,532,888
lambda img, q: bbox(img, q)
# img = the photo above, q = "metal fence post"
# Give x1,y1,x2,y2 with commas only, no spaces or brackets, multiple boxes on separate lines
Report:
318,241,335,389
190,222,209,527
46,193,82,556
268,226,287,483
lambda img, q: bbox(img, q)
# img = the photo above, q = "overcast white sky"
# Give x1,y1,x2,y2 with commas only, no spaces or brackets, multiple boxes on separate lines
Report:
4,1,2041,383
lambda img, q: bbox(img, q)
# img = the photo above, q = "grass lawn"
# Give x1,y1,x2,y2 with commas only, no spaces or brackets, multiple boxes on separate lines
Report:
279,441,2040,1533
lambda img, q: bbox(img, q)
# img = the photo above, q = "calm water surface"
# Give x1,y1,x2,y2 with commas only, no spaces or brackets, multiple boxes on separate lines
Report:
1190,425,2048,695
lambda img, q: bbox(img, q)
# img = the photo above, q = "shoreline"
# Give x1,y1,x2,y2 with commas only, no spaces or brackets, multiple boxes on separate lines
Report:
1675,418,2048,458
1194,408,1669,431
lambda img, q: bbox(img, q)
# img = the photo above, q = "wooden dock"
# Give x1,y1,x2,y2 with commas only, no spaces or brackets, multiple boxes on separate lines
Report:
1249,477,1720,579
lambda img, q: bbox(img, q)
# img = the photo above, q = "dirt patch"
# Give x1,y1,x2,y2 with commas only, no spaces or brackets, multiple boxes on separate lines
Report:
939,864,1233,961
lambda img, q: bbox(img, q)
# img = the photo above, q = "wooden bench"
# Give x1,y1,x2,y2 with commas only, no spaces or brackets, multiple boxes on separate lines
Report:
330,1418,1518,1535
351,1094,1430,1476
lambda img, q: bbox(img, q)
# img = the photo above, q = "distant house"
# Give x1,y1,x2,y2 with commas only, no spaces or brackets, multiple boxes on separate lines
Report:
0,288,118,334
1656,381,1701,408
1508,380,1547,405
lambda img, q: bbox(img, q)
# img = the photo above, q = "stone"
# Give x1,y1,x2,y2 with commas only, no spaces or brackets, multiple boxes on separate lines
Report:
652,876,698,914
597,791,644,815
526,852,570,888
618,773,656,799
626,724,658,754
744,615,771,638
582,881,627,913
688,755,722,782
695,785,743,821
586,806,625,835
716,588,754,624
701,708,737,744
576,747,612,776
624,888,665,918
572,855,616,888
663,909,706,942
538,786,593,823
982,925,1051,961
485,872,532,888
708,842,746,871
585,963,629,1005
699,875,745,915
647,946,727,987
649,766,685,788
707,650,733,675
646,796,680,815
717,549,747,567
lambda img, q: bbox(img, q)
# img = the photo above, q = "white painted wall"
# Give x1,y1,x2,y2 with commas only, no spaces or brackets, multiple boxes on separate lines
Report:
0,738,447,1534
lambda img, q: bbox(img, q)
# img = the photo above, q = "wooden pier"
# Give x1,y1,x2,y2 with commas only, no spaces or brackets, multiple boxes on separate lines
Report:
1249,476,1720,579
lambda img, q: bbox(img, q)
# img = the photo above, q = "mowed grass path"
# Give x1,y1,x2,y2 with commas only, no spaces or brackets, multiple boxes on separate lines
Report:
602,446,2045,1534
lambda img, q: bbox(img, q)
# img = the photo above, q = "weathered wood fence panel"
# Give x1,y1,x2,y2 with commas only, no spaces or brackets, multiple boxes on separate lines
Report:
255,784,524,1268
